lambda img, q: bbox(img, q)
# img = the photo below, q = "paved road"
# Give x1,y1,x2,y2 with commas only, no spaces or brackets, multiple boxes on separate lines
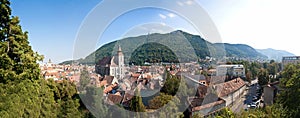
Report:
231,79,260,113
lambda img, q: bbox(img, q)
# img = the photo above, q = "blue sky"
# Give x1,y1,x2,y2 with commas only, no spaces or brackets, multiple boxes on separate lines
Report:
11,0,101,63
11,0,300,63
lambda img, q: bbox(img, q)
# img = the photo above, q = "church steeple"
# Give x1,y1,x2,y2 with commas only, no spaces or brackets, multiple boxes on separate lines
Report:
117,45,124,79
117,45,124,57
118,45,122,52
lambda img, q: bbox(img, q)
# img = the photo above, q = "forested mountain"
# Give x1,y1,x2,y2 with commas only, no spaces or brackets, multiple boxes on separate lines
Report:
62,30,267,65
215,43,267,58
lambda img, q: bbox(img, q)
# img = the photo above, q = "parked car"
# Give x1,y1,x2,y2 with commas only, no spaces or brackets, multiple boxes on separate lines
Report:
254,99,260,105
254,100,261,107
248,102,257,109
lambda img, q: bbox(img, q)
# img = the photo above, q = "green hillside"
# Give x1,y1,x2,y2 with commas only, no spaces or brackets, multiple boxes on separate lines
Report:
61,30,267,65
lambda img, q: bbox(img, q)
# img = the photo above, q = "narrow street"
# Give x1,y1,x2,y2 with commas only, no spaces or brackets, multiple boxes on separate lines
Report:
231,79,259,113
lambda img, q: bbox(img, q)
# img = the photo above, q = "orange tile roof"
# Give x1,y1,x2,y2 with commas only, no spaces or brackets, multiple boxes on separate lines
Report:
214,78,245,97
107,93,123,105
104,83,118,94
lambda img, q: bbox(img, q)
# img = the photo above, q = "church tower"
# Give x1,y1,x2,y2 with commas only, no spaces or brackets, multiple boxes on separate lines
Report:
117,45,124,79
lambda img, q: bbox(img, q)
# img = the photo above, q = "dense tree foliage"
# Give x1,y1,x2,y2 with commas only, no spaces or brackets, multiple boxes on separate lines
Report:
0,0,42,84
160,72,180,96
277,64,300,117
62,30,267,65
258,68,269,86
267,60,280,75
48,79,82,118
0,1,84,117
129,89,146,112
148,93,183,118
148,93,174,109
129,42,179,65
147,71,192,118
79,67,90,92
213,105,288,118
0,80,57,117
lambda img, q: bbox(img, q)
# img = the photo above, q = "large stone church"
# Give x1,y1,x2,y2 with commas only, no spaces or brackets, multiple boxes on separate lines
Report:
96,45,125,80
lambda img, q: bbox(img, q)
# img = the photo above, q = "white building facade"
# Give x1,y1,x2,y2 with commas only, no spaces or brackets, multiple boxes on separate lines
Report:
216,65,245,77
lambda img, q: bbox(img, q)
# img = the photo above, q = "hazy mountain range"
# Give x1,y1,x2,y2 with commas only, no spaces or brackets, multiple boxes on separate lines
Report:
61,30,294,64
256,48,295,62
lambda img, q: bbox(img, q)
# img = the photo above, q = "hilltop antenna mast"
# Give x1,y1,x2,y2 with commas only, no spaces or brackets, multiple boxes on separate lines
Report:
147,32,149,43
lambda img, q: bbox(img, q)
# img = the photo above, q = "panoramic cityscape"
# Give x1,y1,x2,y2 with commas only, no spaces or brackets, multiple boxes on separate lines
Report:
1,0,300,118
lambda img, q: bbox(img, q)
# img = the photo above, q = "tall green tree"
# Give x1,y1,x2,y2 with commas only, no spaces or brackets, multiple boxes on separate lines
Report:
0,0,11,41
258,68,269,86
161,72,180,96
0,10,42,83
129,89,146,112
0,0,55,117
0,1,83,117
79,67,90,92
267,60,279,76
249,62,261,78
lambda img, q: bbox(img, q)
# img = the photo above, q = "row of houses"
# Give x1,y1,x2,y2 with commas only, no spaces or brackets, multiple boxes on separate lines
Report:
40,59,99,83
186,77,246,117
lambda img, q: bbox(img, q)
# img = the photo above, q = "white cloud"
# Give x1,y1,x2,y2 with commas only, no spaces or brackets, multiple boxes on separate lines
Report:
185,0,194,5
159,13,176,20
176,1,184,6
177,0,194,6
167,13,176,18
159,14,167,19
160,22,166,26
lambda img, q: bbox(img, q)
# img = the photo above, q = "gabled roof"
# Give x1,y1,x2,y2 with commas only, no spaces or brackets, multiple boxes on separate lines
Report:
107,93,123,105
121,91,134,107
188,96,225,112
104,83,118,94
103,75,114,85
213,78,245,97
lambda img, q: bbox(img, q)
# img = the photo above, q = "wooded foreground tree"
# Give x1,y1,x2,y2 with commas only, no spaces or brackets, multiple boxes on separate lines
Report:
277,64,300,118
0,0,42,84
0,0,83,117
129,89,146,112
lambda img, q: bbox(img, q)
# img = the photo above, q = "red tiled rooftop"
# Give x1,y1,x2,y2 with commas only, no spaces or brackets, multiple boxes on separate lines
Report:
214,78,245,97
